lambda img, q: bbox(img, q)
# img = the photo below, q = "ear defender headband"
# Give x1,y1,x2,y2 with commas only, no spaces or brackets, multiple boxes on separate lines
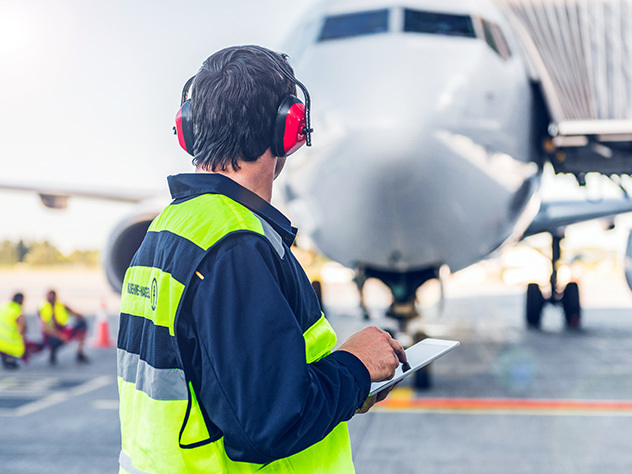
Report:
173,47,313,158
256,47,313,158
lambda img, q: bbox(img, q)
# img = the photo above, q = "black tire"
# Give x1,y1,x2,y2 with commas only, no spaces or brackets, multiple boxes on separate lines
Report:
414,365,431,390
526,283,544,329
412,331,431,389
562,282,581,329
311,280,323,306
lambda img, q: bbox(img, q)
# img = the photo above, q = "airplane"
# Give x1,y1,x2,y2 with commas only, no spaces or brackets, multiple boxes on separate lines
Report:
4,0,632,365
270,0,632,335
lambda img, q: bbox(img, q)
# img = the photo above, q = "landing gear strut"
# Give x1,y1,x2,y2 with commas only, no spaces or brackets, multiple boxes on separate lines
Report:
525,233,581,329
356,267,438,389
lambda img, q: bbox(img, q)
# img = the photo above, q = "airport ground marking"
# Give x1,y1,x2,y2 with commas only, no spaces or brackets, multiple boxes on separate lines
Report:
376,396,632,416
0,375,114,417
93,399,119,410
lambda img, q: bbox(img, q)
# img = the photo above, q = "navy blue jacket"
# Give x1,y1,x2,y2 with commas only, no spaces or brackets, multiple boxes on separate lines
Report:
171,173,370,464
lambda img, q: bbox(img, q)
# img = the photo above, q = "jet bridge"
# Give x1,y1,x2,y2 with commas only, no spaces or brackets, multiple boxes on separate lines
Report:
495,0,632,182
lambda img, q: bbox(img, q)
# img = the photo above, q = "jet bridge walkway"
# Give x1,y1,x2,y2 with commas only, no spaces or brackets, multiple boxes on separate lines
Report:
495,0,632,181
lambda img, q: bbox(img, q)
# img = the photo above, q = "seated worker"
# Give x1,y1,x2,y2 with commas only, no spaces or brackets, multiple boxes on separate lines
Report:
0,293,43,369
39,290,88,365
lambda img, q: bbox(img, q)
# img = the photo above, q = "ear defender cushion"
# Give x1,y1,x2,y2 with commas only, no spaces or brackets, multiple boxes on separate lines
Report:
175,99,195,155
272,95,306,158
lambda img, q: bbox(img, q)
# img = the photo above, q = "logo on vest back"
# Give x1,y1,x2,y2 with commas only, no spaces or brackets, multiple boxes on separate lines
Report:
150,278,158,311
126,277,158,311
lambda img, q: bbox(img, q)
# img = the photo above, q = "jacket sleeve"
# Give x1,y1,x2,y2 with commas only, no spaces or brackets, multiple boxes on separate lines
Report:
177,233,370,464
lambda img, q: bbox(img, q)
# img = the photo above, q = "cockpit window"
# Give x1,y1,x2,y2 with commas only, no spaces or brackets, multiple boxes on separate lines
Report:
481,19,512,59
404,9,476,38
319,9,389,42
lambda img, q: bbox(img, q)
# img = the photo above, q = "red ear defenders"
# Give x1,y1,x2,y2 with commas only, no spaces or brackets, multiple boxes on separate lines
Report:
272,95,307,157
174,99,194,154
174,48,313,158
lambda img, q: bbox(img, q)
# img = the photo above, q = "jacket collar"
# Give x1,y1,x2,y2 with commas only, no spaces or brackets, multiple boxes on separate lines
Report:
167,173,297,247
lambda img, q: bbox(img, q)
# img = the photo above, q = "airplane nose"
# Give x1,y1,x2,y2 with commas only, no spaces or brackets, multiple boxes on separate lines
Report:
283,38,538,272
285,120,535,272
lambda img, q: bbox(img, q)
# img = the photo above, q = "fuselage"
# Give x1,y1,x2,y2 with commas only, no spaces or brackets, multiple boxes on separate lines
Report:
278,0,543,275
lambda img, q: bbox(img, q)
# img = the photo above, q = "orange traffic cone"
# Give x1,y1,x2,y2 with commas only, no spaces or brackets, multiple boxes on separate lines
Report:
92,301,114,348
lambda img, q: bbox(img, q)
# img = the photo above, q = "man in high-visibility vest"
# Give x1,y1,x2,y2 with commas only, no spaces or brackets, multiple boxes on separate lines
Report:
39,290,88,365
0,293,27,369
0,292,43,369
117,45,408,473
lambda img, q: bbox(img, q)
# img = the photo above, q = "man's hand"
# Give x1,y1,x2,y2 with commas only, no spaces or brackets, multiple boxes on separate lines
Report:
336,326,407,382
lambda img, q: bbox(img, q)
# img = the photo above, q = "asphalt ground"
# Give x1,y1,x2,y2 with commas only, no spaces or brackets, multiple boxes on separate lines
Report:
1,268,632,473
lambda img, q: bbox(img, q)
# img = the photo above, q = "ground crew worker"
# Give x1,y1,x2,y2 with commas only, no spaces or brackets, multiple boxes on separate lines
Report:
0,293,27,369
39,290,88,365
0,292,42,369
117,45,407,473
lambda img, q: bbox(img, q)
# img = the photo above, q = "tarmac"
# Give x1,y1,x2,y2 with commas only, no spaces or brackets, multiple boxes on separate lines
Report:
1,267,632,473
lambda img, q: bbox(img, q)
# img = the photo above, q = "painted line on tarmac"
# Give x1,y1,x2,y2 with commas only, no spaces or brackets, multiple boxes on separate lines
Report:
376,394,632,417
0,375,62,397
93,399,119,410
0,375,113,417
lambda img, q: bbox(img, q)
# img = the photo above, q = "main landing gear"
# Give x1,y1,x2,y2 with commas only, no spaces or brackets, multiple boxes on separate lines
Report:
355,267,438,389
525,233,581,330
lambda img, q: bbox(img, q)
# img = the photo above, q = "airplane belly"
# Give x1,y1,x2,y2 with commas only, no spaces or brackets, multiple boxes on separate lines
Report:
282,127,539,274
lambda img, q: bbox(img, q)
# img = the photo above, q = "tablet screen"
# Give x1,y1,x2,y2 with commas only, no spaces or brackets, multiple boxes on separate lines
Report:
369,338,459,396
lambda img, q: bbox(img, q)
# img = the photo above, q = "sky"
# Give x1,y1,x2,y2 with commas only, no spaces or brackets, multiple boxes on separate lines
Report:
0,0,316,252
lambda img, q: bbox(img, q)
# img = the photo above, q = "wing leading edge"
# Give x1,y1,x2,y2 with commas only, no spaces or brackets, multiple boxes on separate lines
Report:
0,181,159,209
524,198,632,237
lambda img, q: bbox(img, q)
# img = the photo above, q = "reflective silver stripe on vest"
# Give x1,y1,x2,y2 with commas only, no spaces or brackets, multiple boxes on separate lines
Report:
117,349,188,401
119,450,151,474
255,215,285,258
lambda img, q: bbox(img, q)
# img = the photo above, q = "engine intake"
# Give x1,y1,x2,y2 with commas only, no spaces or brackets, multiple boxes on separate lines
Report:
103,211,158,292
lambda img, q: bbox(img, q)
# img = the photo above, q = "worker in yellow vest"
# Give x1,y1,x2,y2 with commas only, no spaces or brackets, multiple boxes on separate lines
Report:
117,45,407,473
0,293,27,369
39,290,88,365
0,293,43,369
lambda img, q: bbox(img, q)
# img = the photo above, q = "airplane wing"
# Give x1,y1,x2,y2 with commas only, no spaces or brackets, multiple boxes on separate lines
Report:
524,198,632,237
0,180,167,292
0,181,159,209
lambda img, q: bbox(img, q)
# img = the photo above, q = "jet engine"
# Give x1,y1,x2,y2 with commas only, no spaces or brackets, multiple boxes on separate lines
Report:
102,209,161,293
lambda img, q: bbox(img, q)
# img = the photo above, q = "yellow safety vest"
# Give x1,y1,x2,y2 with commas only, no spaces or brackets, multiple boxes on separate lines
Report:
0,301,25,358
117,193,354,473
40,301,70,327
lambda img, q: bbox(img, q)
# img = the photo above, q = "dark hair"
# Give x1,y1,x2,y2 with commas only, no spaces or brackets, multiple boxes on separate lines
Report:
12,292,24,304
189,45,297,171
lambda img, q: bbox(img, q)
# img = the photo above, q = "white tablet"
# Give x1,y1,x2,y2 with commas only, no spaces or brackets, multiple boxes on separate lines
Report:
369,338,459,396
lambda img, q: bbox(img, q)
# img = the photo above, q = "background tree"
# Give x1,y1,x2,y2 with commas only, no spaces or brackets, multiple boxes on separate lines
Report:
23,241,64,266
0,240,18,266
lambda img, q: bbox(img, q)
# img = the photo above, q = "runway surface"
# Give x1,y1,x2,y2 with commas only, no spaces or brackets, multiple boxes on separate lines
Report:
0,268,631,473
